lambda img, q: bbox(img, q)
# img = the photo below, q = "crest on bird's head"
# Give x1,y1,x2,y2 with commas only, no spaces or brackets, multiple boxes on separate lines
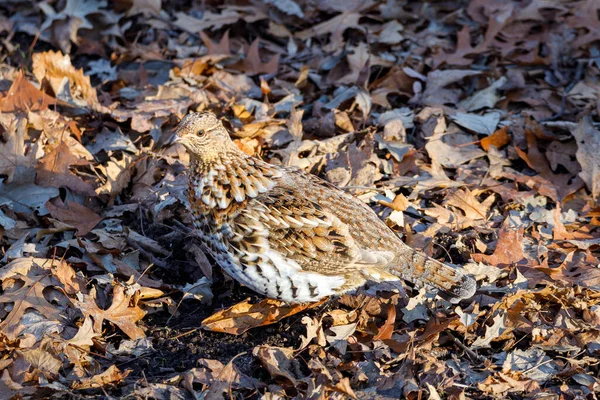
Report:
170,112,236,158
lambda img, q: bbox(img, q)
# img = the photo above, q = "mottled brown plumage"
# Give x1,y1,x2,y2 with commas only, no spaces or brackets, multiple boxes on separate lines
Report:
172,112,476,303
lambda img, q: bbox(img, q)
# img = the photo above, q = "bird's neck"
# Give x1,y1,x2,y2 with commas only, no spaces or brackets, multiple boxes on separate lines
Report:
189,151,282,212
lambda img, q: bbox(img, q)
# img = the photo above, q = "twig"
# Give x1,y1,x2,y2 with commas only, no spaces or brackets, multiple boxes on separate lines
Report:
448,332,486,365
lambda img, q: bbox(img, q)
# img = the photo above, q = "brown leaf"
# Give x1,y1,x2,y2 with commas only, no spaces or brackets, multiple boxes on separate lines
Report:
571,117,600,202
446,189,494,222
202,298,324,335
200,30,232,55
252,346,300,385
72,365,130,389
35,141,96,196
17,348,62,382
189,359,263,390
373,303,396,341
481,126,510,151
76,285,146,339
0,262,63,340
46,199,102,236
0,71,58,112
242,39,280,75
0,114,37,182
295,12,362,50
471,223,528,267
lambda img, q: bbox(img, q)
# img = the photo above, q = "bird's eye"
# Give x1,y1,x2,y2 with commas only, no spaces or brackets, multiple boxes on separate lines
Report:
198,129,205,136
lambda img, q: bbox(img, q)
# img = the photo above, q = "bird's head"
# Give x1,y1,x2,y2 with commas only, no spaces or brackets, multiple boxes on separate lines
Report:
170,112,236,160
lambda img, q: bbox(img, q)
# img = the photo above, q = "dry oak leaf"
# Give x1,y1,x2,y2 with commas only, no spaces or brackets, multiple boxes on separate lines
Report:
0,259,65,340
190,359,264,390
240,39,280,75
471,223,528,267
76,284,146,340
253,346,300,385
0,114,37,183
72,365,130,389
296,12,362,50
446,189,494,222
16,347,62,382
32,51,105,111
173,6,267,33
202,298,325,335
0,71,59,113
571,117,600,202
35,141,96,196
46,199,103,236
200,30,232,56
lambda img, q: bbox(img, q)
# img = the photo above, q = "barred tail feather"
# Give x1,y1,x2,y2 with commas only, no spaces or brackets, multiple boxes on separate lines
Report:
389,248,476,302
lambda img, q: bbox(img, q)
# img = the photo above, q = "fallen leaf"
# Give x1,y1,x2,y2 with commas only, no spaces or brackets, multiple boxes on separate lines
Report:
570,117,600,201
471,223,528,267
72,365,130,389
296,12,363,50
35,141,96,196
0,259,64,340
46,199,103,236
32,50,106,111
253,346,300,385
481,126,510,150
76,285,146,339
0,71,58,112
452,111,502,135
202,298,324,335
200,30,232,56
241,39,279,75
0,114,37,183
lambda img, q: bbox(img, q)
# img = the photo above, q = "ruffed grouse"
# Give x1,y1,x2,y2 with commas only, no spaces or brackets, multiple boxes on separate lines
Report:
172,112,476,303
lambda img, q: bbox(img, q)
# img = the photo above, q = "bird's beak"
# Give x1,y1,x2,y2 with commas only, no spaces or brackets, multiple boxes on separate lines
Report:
168,133,182,146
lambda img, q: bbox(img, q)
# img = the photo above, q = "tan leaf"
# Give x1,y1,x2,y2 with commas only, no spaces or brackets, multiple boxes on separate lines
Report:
72,365,130,389
67,316,97,347
76,285,146,339
32,51,105,111
446,189,494,222
571,117,600,202
18,348,62,382
201,298,324,335
252,346,299,385
0,261,63,340
296,12,362,49
0,114,37,183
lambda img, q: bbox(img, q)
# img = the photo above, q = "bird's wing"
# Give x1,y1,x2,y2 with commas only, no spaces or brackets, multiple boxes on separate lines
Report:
228,186,396,301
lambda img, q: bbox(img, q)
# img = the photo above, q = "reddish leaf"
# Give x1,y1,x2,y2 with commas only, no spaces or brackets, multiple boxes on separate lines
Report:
481,126,510,151
0,71,58,112
471,223,528,267
46,199,103,236
35,141,96,196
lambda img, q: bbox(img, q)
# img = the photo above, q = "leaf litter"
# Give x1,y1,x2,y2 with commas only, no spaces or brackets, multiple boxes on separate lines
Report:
0,0,599,398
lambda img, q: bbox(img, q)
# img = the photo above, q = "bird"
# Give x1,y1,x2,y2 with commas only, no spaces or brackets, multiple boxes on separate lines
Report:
171,112,476,304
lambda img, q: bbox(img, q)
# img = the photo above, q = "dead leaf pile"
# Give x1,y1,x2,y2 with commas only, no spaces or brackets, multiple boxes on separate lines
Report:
0,0,599,398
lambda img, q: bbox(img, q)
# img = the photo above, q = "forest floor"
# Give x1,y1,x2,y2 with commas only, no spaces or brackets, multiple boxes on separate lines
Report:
1,0,600,398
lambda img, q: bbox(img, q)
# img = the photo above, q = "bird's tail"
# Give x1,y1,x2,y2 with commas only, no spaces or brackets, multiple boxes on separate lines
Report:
389,247,476,302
